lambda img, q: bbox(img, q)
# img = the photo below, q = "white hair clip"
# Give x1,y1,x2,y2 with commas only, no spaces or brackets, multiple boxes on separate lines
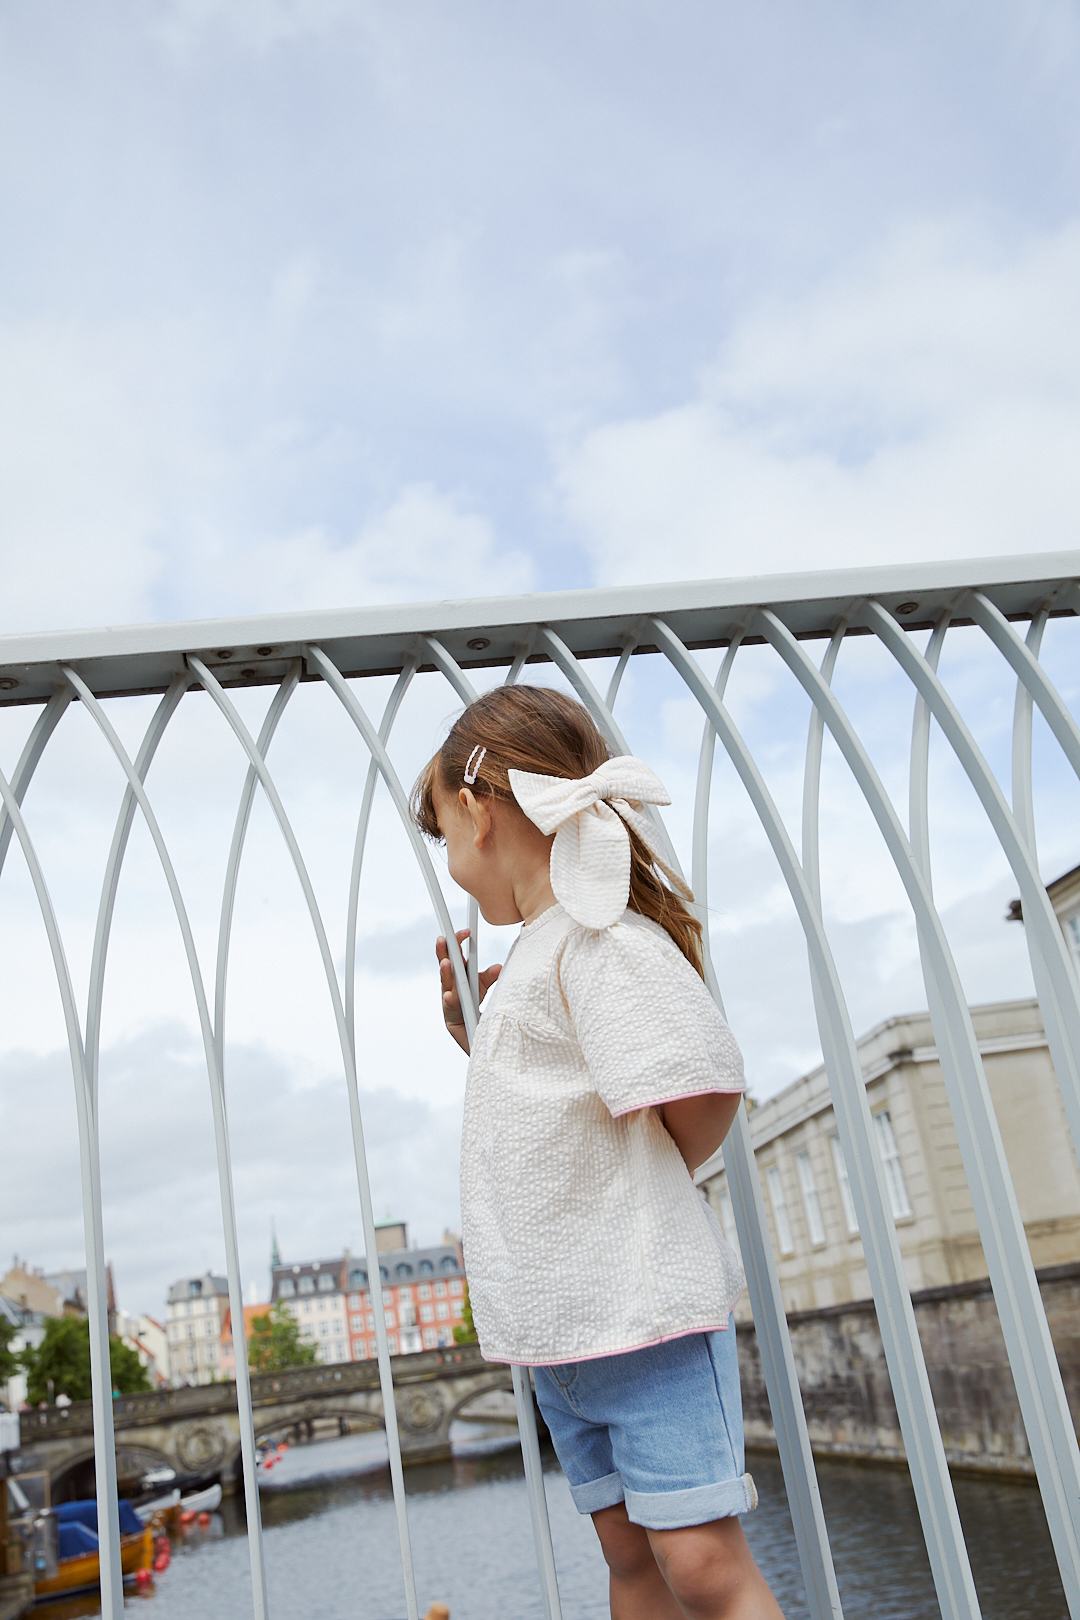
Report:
463,744,487,784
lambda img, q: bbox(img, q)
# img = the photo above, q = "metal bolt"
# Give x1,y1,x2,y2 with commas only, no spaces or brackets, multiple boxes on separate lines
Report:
467,637,490,650
896,601,919,616
0,677,18,690
241,667,257,678
256,646,275,656
216,649,234,659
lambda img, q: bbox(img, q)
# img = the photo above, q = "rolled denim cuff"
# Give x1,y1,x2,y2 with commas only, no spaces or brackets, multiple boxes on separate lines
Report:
567,1469,626,1513
625,1471,758,1528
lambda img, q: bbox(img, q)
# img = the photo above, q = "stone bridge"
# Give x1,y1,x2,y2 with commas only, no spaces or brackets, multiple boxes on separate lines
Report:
15,1344,521,1496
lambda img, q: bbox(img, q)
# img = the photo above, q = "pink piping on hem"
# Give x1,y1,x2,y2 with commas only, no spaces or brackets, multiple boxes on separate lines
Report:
486,1318,733,1369
609,1083,746,1118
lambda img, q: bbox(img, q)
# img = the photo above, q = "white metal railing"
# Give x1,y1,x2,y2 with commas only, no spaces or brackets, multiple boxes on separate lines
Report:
0,549,1078,1619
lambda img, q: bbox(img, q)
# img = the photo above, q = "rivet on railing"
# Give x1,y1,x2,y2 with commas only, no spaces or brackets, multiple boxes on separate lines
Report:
466,637,490,650
896,601,919,615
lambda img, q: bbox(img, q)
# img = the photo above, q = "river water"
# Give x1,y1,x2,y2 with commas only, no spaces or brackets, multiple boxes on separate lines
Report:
44,1420,1065,1619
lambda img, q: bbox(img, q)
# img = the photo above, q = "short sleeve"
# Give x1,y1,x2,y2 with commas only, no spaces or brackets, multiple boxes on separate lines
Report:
554,918,746,1118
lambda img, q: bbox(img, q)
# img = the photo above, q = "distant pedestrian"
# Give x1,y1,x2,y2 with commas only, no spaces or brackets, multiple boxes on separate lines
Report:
413,686,783,1620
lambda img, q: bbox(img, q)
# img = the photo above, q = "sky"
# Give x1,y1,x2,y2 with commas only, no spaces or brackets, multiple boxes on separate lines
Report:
0,1,1078,1322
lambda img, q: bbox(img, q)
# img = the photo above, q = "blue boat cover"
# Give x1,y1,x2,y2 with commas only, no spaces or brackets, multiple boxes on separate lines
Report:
54,1498,144,1538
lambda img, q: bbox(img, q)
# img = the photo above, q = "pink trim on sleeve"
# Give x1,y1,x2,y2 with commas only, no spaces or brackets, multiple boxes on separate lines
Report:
608,1083,746,1119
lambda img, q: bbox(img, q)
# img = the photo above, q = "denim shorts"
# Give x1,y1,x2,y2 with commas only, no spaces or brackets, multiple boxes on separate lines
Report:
532,1314,758,1529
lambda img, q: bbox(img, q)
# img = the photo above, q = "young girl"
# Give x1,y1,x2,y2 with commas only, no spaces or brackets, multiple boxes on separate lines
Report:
411,685,784,1620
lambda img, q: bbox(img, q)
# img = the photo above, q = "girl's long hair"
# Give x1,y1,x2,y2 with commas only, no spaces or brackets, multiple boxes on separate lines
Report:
409,683,705,977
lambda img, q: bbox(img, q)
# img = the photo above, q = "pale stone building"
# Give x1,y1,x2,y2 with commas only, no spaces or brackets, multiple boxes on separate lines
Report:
271,1257,350,1364
701,859,1080,1319
166,1273,231,1385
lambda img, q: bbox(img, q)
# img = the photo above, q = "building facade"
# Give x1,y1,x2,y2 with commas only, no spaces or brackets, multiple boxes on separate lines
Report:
271,1258,350,1363
165,1273,231,1385
702,860,1080,1318
267,1223,468,1362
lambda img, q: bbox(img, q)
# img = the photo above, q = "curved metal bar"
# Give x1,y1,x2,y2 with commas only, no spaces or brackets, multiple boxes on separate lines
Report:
344,661,421,1051
85,674,194,1111
58,663,273,1620
0,757,125,1619
186,649,427,1620
214,660,302,1051
604,636,637,713
648,615,982,1619
414,631,563,1620
756,604,1080,1612
1009,608,1049,857
964,588,1080,779
0,687,74,874
865,599,1080,1174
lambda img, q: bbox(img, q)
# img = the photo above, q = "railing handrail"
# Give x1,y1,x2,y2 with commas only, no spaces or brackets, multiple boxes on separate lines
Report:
0,549,1076,709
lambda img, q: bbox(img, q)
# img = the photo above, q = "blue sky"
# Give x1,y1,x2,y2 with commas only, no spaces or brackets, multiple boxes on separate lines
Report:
1,2,1078,1319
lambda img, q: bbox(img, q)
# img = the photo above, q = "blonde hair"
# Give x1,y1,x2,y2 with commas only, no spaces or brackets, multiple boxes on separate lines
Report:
409,684,705,977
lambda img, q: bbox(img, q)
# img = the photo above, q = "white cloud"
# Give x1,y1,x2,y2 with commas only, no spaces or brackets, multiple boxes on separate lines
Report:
556,219,1080,584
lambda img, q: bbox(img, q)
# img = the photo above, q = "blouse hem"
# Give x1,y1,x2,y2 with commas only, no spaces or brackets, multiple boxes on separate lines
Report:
481,1317,736,1368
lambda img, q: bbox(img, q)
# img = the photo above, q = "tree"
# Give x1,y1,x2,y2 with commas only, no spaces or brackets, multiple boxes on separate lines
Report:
452,1280,477,1345
247,1301,319,1373
0,1316,21,1386
20,1317,151,1405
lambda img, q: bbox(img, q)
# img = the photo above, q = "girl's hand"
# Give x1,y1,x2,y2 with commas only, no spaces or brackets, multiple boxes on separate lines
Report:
435,929,503,1055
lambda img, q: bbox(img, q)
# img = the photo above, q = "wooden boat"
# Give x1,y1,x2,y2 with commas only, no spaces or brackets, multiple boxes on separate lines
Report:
32,1499,153,1604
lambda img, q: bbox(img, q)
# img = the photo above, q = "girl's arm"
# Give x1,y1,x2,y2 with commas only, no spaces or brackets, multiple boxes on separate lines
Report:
658,1092,743,1175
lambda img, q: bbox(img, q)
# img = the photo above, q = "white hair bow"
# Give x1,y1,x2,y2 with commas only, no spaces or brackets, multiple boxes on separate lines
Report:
507,755,676,929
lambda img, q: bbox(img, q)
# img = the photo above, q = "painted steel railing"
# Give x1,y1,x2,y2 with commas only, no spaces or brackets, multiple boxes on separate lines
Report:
1,549,1078,1619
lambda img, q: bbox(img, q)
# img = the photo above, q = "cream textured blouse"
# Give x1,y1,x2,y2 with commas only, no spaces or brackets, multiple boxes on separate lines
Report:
459,899,747,1366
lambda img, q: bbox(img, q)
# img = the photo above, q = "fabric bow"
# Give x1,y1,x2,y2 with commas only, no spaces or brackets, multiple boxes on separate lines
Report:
507,755,673,929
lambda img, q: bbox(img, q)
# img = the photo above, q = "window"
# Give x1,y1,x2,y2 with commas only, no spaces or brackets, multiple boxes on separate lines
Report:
423,1328,437,1347
418,1284,431,1299
278,1278,295,1298
351,1315,363,1332
395,1263,412,1279
379,1265,389,1281
436,1302,449,1319
367,1313,375,1330
298,1276,314,1295
765,1165,794,1255
388,1335,398,1354
874,1109,912,1219
440,1256,456,1270
384,1311,395,1328
419,1259,434,1273
349,1270,367,1290
1065,912,1080,971
318,1273,334,1292
434,1281,446,1297
830,1133,859,1234
420,1304,434,1322
449,1279,462,1295
796,1151,826,1245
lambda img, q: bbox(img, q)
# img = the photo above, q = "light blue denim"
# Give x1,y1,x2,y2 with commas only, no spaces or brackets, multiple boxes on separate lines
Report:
532,1313,758,1529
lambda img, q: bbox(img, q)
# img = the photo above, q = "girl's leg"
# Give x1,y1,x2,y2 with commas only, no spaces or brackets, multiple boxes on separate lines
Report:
645,1517,784,1620
591,1501,684,1620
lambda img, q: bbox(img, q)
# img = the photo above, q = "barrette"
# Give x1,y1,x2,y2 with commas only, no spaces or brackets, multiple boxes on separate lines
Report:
463,744,487,784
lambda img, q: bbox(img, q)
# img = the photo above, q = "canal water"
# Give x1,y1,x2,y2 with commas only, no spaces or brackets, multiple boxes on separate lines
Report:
44,1420,1065,1619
